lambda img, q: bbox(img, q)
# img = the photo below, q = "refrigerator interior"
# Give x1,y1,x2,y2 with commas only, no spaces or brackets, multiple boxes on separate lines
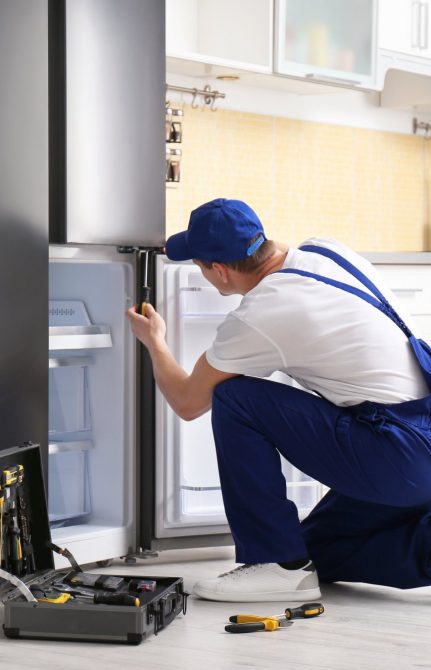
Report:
48,246,136,567
155,257,326,540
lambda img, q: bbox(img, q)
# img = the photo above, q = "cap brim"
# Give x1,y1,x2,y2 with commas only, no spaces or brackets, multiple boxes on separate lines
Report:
165,231,192,261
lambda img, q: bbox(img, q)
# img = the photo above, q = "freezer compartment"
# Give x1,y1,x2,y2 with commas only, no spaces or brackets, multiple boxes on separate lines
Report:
48,246,136,566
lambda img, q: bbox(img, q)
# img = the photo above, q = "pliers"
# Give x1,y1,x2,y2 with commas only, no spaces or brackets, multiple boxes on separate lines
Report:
225,602,324,633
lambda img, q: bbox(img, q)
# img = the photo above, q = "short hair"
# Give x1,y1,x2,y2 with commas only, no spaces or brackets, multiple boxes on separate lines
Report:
195,235,276,274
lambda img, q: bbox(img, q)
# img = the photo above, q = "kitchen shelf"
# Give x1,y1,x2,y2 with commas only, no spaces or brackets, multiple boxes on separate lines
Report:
49,325,112,351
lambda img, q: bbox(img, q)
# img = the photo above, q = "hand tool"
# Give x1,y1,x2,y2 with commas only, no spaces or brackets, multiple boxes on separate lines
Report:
16,475,36,574
66,572,125,591
136,250,151,315
226,602,324,633
52,583,140,607
47,541,83,572
284,602,324,620
225,615,293,634
1,465,24,575
31,589,73,604
52,583,97,598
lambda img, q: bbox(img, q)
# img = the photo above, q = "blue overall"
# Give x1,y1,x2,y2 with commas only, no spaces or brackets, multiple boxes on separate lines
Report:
211,246,431,589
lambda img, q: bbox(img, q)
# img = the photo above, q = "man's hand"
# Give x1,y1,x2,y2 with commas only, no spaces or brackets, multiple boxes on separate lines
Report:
126,303,166,352
126,303,238,420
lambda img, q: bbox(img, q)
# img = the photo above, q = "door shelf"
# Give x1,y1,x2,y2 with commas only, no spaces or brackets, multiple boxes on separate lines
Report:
49,440,93,455
49,356,93,369
49,325,112,351
48,441,93,527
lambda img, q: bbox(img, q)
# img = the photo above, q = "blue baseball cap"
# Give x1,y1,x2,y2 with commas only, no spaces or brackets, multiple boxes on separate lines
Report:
165,198,266,263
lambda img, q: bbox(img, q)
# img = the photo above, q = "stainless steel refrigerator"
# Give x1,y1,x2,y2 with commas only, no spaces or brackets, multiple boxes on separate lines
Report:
5,0,325,569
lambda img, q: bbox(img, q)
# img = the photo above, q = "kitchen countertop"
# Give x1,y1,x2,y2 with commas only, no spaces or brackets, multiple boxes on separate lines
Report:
363,252,431,264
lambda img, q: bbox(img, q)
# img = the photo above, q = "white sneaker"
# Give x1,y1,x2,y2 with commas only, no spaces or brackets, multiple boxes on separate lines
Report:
192,561,321,602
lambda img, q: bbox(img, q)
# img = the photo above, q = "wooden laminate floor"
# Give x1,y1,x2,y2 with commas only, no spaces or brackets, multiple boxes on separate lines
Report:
0,545,430,670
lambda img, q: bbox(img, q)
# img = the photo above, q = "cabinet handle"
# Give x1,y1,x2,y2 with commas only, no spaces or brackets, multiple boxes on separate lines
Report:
420,1,429,49
412,1,420,48
305,73,361,86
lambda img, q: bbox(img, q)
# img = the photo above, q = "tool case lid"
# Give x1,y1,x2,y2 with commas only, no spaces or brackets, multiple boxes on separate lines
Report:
0,442,54,600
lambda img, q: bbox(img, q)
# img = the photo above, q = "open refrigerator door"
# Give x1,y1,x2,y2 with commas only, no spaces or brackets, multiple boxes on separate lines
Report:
48,245,136,567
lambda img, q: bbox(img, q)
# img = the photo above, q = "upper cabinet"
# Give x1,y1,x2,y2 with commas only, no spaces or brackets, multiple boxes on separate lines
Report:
166,0,273,72
274,0,377,87
377,0,431,106
379,0,431,59
166,0,431,103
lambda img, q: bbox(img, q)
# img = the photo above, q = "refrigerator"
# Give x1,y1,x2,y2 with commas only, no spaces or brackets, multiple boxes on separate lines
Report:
41,0,327,569
48,247,327,567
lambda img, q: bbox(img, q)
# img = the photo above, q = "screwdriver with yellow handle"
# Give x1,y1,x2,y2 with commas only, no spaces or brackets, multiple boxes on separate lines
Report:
136,251,151,316
225,602,324,633
136,285,151,316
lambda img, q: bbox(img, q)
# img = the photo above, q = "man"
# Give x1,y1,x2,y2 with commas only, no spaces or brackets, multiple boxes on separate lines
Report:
127,198,431,603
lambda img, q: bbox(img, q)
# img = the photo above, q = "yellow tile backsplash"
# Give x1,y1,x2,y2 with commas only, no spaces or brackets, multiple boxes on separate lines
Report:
166,104,431,252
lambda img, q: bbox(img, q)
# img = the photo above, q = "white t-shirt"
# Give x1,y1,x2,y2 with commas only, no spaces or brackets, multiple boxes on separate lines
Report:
206,237,429,407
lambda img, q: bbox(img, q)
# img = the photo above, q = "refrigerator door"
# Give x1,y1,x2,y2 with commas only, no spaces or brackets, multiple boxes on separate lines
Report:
48,245,137,567
154,256,326,540
52,0,165,245
0,0,48,459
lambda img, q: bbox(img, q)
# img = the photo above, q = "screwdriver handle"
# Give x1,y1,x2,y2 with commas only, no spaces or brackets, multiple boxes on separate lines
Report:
93,593,140,607
285,602,324,619
136,286,151,315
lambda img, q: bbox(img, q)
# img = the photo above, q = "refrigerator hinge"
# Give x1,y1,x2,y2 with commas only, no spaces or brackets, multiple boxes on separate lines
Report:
117,246,140,254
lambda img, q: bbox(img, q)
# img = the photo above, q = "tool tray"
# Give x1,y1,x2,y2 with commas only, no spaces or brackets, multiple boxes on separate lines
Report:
0,443,188,644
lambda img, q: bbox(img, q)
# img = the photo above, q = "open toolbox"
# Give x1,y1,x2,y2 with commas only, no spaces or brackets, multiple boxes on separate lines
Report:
0,443,188,644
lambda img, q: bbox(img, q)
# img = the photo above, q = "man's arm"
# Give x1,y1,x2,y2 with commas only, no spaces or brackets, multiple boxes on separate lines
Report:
126,304,238,421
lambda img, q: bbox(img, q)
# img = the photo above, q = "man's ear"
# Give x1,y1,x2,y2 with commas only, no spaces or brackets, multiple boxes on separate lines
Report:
212,262,229,284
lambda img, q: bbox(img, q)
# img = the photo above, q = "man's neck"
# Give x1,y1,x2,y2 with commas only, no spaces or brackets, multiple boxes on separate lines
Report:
237,242,289,293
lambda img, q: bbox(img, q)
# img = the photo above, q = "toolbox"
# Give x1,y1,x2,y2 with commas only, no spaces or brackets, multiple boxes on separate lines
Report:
0,443,188,644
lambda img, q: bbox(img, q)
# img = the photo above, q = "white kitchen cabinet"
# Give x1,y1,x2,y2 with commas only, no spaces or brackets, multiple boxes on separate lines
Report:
379,0,431,58
274,0,377,87
372,263,431,342
166,0,273,72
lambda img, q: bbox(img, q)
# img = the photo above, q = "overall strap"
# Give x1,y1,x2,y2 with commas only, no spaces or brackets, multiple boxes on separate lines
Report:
282,244,431,392
277,245,413,339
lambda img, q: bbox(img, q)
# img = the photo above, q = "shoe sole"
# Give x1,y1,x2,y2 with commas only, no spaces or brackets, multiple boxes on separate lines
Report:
192,586,322,602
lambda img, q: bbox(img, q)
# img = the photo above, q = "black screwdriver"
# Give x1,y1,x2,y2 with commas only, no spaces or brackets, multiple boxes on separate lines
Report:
93,593,140,607
53,585,140,607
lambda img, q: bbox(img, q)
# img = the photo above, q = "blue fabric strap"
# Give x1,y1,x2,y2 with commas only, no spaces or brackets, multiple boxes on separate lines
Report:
299,245,390,305
285,244,431,390
293,245,414,339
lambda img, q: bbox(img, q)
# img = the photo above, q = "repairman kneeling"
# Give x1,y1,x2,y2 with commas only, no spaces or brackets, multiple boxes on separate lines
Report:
127,198,431,602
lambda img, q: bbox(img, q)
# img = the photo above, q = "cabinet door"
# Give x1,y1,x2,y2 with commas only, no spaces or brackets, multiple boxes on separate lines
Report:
166,0,273,71
419,0,431,56
275,0,376,87
379,0,422,55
